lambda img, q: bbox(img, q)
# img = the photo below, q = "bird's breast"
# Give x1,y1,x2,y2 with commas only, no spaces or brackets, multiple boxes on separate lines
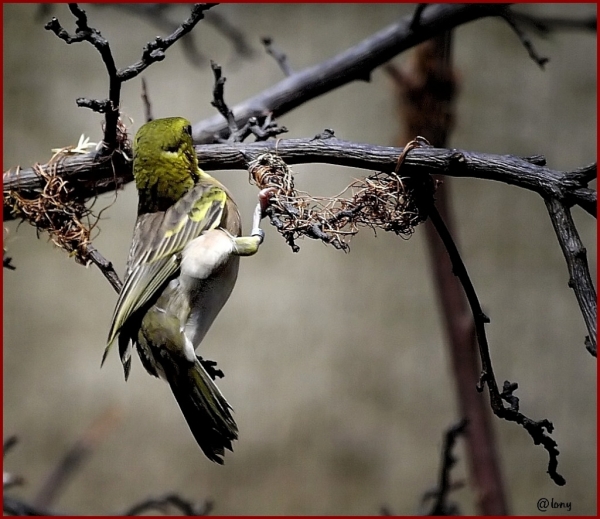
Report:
180,229,236,280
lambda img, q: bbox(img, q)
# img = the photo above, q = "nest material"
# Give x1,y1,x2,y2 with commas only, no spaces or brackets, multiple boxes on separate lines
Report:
4,122,130,266
248,150,435,252
4,156,99,265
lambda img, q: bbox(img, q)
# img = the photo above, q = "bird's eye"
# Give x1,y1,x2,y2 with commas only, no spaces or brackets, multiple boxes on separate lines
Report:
185,124,192,136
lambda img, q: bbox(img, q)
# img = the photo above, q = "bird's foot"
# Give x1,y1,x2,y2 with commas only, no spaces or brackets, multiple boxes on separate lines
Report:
197,356,225,380
251,187,277,240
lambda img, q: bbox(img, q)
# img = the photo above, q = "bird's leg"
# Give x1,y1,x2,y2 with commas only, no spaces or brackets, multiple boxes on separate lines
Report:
232,188,276,256
197,356,225,380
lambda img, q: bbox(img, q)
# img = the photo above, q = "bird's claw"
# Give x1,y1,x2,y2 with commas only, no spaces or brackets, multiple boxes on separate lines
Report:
198,356,225,380
258,187,277,218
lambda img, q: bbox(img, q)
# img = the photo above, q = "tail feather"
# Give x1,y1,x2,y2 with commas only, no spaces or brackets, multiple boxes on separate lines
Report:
164,358,238,464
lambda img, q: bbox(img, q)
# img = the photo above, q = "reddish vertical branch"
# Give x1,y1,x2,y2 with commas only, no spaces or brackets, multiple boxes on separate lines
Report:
386,34,509,515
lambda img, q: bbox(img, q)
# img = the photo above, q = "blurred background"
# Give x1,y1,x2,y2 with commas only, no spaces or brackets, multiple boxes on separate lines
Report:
3,3,596,515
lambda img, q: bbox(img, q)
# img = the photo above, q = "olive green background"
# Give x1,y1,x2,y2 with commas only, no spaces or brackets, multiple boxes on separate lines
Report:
3,3,597,515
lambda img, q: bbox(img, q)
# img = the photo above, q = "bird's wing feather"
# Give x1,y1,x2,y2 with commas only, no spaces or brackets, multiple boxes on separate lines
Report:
104,182,228,359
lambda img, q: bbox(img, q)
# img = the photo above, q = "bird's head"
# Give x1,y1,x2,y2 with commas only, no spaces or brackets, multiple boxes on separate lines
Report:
133,117,203,214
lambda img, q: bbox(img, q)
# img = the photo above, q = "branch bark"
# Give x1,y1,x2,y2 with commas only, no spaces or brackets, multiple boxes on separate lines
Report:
544,198,597,356
4,140,595,221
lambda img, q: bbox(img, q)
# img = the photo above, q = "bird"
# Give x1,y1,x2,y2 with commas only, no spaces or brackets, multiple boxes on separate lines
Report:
103,116,273,463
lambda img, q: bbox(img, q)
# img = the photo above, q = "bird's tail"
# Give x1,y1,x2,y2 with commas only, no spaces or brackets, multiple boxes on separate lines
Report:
163,356,238,464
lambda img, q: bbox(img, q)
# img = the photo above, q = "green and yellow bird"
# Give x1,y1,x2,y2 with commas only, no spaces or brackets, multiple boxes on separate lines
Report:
104,117,272,463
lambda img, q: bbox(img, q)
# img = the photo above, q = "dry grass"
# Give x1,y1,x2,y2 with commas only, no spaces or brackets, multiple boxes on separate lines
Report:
248,142,435,252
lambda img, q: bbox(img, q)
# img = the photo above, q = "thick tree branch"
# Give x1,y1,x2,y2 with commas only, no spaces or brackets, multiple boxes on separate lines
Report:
544,198,597,356
191,3,505,143
5,140,594,220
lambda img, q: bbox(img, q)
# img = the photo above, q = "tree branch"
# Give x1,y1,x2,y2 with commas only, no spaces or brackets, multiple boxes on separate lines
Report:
261,36,294,77
33,407,122,509
495,5,549,68
427,419,468,516
45,3,216,151
428,204,566,486
544,198,597,356
511,9,597,35
6,140,593,219
191,3,505,143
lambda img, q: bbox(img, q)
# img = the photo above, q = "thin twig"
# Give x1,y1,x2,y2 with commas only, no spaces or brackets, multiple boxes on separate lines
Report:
45,3,216,151
426,419,468,516
544,197,597,356
33,407,123,509
511,10,597,35
428,204,566,486
262,36,294,76
101,3,206,67
496,6,549,68
141,77,154,123
87,246,122,293
210,61,240,143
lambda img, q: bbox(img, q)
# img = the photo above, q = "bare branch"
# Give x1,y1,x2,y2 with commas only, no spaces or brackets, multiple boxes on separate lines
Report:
410,4,428,31
426,419,468,516
5,140,596,220
45,3,119,149
209,64,288,143
511,10,597,35
544,198,597,356
86,246,123,292
118,3,217,81
141,77,154,123
192,4,505,143
261,36,294,76
45,3,216,151
33,407,122,509
496,5,550,68
210,61,240,143
428,204,566,486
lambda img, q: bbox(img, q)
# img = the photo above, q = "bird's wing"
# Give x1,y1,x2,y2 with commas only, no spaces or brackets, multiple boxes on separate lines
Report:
104,182,228,360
